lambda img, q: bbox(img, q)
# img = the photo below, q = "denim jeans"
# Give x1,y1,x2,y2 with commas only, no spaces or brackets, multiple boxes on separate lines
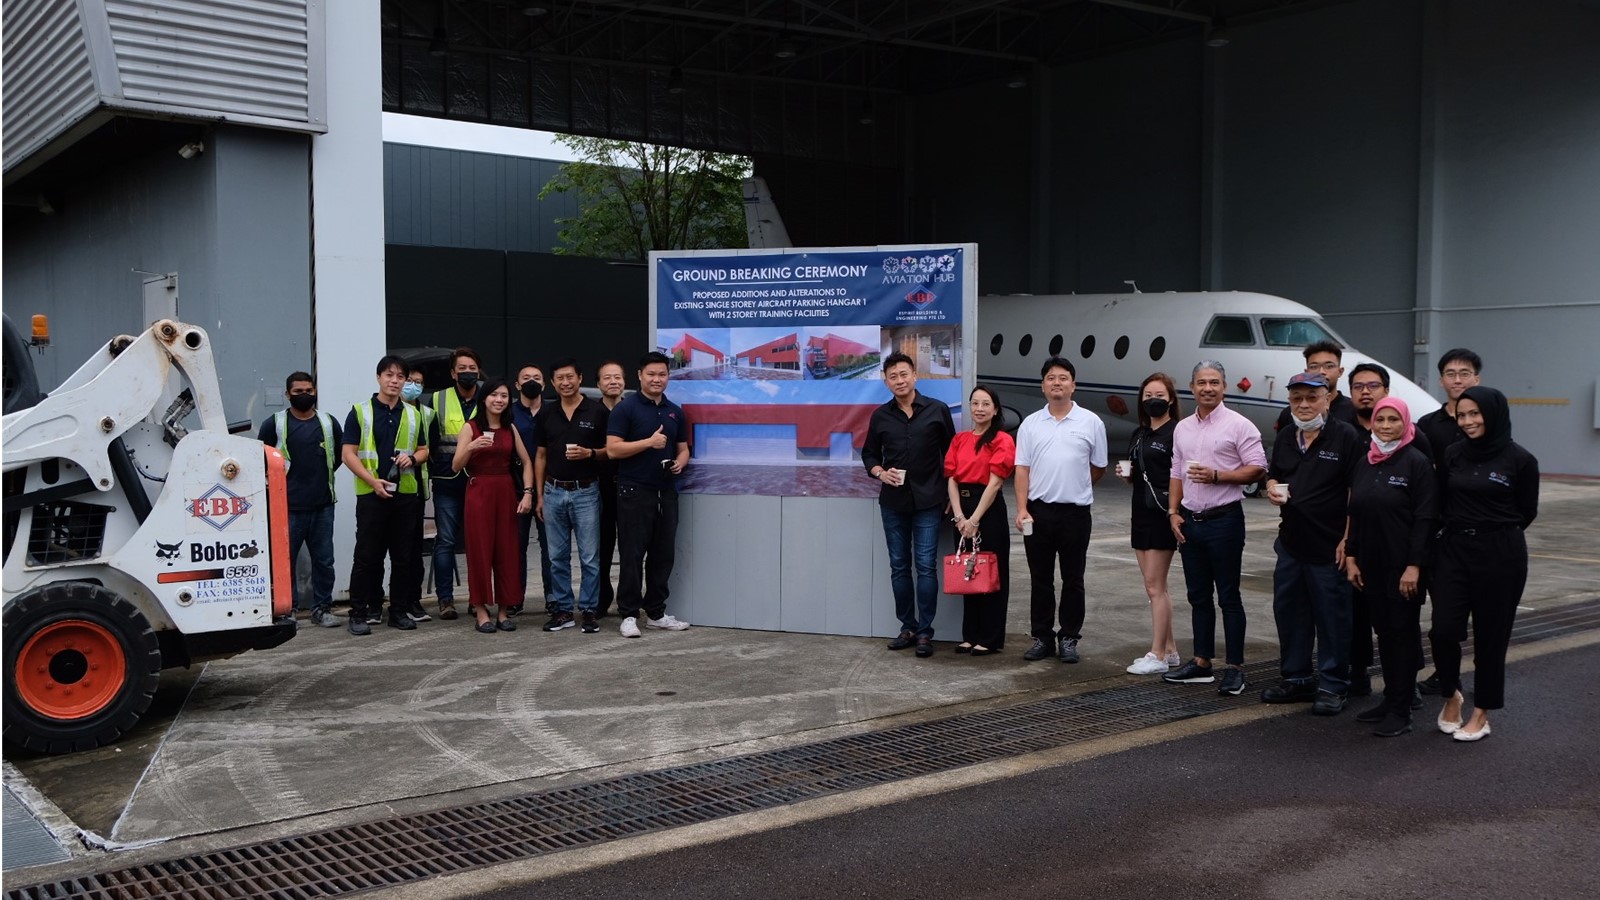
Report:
1271,539,1353,693
880,506,942,638
1176,505,1247,665
431,484,464,602
287,504,336,613
544,483,601,613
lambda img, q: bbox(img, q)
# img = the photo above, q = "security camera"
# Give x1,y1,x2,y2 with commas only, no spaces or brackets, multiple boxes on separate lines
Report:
177,142,205,159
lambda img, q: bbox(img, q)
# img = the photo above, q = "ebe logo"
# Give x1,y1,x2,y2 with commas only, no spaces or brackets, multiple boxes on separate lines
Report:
906,289,937,307
189,483,251,531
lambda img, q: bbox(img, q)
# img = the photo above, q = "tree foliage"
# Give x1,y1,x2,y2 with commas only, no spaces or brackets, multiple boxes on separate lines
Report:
538,135,750,260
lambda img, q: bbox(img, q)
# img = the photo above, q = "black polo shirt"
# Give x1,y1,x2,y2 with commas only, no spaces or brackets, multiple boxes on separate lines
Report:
342,395,411,480
1348,445,1438,573
535,396,609,482
258,412,342,510
1440,442,1539,530
1267,417,1361,564
1416,406,1467,472
861,391,956,513
608,391,690,489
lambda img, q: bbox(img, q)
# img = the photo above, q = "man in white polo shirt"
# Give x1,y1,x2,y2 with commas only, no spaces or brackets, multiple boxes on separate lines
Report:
1014,356,1108,663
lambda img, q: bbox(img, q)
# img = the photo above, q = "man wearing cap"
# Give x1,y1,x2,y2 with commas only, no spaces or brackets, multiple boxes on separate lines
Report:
1262,372,1363,715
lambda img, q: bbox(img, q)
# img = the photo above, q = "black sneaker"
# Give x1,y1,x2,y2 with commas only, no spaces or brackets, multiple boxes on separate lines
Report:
348,617,372,636
543,611,576,632
506,604,524,618
365,609,383,625
887,631,915,651
1022,637,1053,661
1057,637,1080,664
387,615,417,631
1411,686,1424,710
1417,672,1441,695
1162,660,1215,684
1217,667,1247,695
580,611,599,633
1312,690,1347,716
408,606,432,623
1355,698,1390,723
1261,681,1319,703
1372,713,1413,737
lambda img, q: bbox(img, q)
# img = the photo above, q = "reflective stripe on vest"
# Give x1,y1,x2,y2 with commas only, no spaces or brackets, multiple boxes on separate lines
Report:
431,388,469,480
353,400,420,495
272,410,338,501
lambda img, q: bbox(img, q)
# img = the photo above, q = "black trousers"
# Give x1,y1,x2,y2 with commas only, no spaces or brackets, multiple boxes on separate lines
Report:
1352,587,1428,688
350,493,423,620
616,483,678,621
1024,502,1091,642
954,484,1010,650
1431,529,1528,710
1363,573,1424,715
597,474,619,614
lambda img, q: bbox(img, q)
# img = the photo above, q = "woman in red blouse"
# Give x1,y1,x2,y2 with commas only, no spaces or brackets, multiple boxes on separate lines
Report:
944,384,1017,655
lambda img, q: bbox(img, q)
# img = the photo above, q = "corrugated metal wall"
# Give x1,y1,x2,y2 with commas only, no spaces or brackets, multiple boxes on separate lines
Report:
1,0,100,170
383,142,580,253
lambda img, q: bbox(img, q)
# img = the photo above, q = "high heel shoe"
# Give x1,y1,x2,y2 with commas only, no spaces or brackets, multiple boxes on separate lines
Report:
1437,691,1464,734
1453,720,1491,742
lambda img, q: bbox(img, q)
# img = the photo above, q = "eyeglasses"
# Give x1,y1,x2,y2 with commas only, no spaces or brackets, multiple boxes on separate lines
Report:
1442,369,1477,380
1305,361,1341,372
1350,381,1385,392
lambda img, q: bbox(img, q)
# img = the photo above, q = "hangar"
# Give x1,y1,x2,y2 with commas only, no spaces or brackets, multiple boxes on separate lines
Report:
5,0,1598,486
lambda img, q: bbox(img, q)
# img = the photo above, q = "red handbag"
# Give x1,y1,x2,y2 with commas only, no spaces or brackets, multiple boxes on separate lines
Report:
943,536,1000,595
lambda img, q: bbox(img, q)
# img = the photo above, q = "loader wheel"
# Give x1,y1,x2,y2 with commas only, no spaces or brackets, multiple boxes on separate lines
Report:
3,583,162,754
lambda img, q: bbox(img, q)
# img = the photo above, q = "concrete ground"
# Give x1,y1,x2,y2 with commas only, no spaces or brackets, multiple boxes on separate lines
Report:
5,476,1597,873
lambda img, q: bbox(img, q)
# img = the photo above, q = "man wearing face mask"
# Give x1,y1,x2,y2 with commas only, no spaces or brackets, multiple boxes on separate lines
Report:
258,372,344,627
511,364,553,618
424,347,483,620
1262,372,1362,715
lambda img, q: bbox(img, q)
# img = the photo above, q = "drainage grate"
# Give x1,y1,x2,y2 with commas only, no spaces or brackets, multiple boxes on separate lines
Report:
10,597,1599,900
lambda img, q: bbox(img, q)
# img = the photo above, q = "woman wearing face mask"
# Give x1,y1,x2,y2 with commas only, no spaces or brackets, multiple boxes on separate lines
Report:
453,379,536,633
1430,386,1539,742
1120,373,1183,675
1344,397,1437,736
943,385,1015,655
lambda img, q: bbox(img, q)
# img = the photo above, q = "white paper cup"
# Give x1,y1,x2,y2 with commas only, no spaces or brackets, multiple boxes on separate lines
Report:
1186,459,1201,474
1021,517,1034,536
1116,460,1132,477
380,480,397,494
891,468,906,485
567,442,579,455
1271,483,1291,502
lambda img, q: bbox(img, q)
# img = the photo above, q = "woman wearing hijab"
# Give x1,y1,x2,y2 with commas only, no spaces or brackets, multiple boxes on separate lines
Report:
1344,397,1437,736
1431,386,1539,742
944,384,1016,655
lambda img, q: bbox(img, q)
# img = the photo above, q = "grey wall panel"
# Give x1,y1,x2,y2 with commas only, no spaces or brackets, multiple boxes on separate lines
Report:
778,497,839,635
1,0,101,171
105,0,321,128
731,495,783,630
383,143,579,253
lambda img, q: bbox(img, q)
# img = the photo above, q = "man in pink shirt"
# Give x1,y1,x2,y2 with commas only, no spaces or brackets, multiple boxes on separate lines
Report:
1161,361,1268,695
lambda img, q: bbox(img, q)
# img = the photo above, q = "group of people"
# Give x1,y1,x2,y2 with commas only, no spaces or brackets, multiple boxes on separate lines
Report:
260,349,693,643
862,343,1538,742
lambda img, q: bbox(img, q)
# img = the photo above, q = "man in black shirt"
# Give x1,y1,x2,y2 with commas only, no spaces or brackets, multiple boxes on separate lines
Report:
258,372,344,627
1416,348,1481,472
1274,340,1358,432
594,360,627,617
861,352,956,658
534,358,610,634
1262,373,1361,715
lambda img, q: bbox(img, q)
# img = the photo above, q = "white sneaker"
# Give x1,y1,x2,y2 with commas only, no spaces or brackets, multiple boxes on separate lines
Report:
1164,651,1183,668
1127,653,1169,675
647,614,690,631
620,616,641,638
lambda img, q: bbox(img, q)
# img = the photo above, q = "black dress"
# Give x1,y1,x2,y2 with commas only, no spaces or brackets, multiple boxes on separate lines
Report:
1129,420,1177,551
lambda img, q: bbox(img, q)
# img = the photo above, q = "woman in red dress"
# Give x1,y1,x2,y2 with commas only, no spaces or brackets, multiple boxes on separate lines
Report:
943,384,1016,655
452,379,535,633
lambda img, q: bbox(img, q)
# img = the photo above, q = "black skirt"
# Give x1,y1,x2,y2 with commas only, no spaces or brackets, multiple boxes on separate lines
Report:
1130,504,1177,551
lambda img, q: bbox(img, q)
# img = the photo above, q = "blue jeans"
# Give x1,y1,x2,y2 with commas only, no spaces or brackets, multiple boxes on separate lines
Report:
432,485,464,602
1177,505,1247,665
544,483,601,613
1271,539,1353,693
880,506,942,638
288,504,336,613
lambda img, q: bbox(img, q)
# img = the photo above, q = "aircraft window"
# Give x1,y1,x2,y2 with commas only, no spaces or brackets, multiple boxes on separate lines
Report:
1114,335,1130,359
1260,317,1340,348
1049,334,1063,356
1149,336,1166,361
1202,316,1256,347
990,334,1003,355
1080,335,1096,358
1018,334,1033,356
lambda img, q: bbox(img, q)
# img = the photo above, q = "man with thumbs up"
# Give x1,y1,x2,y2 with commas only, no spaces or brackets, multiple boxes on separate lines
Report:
606,351,693,638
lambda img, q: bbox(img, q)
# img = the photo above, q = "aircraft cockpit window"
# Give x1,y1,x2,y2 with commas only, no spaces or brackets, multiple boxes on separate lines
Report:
1259,317,1339,348
1202,316,1256,347
1049,334,1064,356
1114,336,1130,359
990,334,1004,355
1149,336,1166,361
1019,334,1033,356
1080,335,1096,358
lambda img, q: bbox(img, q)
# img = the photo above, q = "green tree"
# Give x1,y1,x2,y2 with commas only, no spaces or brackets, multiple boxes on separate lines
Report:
539,135,750,260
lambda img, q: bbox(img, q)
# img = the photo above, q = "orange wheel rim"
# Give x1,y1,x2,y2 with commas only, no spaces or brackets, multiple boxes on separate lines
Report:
14,620,126,720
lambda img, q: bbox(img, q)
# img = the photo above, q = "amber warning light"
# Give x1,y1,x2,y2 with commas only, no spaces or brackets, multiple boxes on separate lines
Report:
30,314,50,347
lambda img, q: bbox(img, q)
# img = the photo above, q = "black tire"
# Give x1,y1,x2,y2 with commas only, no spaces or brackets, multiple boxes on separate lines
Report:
3,582,162,754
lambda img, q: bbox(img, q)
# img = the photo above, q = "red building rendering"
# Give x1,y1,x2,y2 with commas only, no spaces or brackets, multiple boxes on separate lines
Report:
805,332,876,366
735,333,800,369
669,333,725,369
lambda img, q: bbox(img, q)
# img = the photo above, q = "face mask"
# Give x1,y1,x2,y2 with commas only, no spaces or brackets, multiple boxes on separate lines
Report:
1371,435,1402,456
1293,412,1326,432
289,393,316,413
401,382,423,403
456,371,479,390
520,381,542,400
1142,398,1170,418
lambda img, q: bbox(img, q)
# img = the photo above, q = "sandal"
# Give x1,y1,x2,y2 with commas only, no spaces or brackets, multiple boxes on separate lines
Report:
954,643,974,654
